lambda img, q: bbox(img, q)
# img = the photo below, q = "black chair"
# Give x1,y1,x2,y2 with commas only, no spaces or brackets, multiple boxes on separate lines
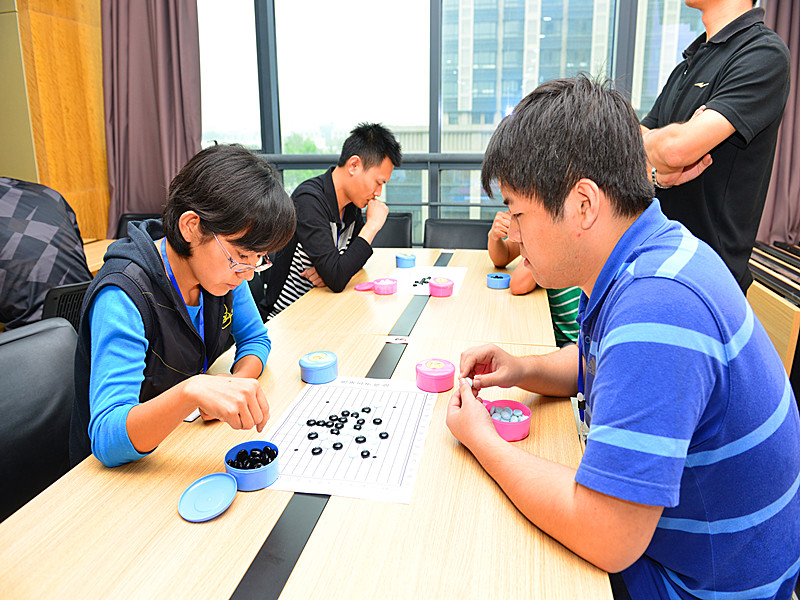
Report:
42,280,91,331
371,212,413,248
423,218,493,249
0,318,77,522
116,213,160,238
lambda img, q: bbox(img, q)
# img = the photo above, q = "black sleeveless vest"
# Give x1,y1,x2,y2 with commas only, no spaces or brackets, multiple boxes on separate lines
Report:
69,220,232,466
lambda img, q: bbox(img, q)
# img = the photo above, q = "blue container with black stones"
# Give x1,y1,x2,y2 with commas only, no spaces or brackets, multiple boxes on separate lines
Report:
225,440,280,491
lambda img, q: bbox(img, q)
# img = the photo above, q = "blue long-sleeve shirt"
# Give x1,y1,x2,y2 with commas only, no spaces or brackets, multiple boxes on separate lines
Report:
88,280,271,467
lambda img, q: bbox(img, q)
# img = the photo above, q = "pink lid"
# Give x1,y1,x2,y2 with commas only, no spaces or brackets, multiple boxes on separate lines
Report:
373,278,397,295
415,358,455,392
429,277,454,297
354,281,374,291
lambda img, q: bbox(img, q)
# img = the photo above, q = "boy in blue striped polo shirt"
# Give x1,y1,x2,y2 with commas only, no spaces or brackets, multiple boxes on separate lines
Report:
446,75,800,599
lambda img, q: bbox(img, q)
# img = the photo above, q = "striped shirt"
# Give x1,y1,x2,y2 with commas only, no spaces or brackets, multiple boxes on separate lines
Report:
575,200,800,599
546,286,580,346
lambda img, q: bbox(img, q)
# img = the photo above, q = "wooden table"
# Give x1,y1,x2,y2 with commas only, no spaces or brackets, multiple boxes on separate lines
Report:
0,248,609,599
82,238,114,276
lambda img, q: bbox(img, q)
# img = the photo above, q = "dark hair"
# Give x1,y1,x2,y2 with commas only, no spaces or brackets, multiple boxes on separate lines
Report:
337,123,402,170
481,75,653,220
163,144,296,257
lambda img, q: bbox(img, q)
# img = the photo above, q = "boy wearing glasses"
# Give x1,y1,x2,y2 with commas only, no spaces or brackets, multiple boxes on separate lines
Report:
69,145,296,467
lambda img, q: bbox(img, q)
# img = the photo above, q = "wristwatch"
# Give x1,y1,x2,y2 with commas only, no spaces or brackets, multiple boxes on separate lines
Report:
651,166,672,190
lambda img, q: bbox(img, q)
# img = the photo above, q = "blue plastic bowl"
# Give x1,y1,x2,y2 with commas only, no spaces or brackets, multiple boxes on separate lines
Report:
224,440,280,492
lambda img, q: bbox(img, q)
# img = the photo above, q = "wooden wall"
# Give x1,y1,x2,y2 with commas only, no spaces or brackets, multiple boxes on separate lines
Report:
13,0,109,238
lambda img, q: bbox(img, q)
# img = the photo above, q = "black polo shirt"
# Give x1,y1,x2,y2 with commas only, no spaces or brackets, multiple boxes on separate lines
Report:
641,8,789,292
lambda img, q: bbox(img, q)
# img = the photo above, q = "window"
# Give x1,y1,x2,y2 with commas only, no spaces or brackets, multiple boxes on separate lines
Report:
197,0,716,244
197,1,260,148
441,0,615,153
631,0,705,117
274,0,429,155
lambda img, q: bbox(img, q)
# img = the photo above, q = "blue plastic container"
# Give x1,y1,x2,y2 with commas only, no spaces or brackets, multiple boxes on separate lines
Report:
299,350,338,384
224,440,280,492
396,253,416,268
487,272,511,289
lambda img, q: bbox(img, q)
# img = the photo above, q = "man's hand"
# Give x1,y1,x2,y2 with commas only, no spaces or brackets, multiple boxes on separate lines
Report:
365,198,389,230
490,211,512,241
656,154,713,188
446,379,500,450
459,343,523,390
301,266,326,287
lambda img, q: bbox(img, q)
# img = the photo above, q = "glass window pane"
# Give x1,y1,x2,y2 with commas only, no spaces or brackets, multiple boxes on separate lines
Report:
280,168,329,197
440,170,503,223
274,1,429,155
631,0,704,118
197,1,261,149
383,169,428,246
442,0,616,153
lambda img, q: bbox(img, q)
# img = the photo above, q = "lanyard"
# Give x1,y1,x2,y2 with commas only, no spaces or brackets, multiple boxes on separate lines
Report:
160,238,207,373
577,337,586,424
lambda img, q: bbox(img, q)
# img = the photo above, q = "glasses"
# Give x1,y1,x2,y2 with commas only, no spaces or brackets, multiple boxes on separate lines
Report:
213,234,272,273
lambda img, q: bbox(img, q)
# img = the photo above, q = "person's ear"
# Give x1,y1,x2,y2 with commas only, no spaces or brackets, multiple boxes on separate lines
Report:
177,211,201,245
572,178,601,232
347,155,363,176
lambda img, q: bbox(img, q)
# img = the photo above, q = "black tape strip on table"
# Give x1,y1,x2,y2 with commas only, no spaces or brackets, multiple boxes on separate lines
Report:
229,493,329,600
229,251,453,599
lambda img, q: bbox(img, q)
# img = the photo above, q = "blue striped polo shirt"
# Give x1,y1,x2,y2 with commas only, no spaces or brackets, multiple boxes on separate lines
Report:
575,200,800,599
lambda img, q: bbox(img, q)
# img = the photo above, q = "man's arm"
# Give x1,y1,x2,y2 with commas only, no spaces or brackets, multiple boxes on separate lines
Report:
448,389,663,573
294,192,373,293
643,107,726,187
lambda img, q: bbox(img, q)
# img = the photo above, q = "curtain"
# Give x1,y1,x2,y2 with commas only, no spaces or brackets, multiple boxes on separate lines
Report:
102,0,201,238
758,0,800,244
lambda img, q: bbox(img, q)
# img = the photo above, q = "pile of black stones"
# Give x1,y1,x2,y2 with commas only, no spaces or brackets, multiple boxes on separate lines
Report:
227,445,277,470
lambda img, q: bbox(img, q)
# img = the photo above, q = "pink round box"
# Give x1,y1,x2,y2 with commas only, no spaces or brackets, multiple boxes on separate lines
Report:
483,399,531,442
415,358,455,392
429,277,454,297
373,278,397,295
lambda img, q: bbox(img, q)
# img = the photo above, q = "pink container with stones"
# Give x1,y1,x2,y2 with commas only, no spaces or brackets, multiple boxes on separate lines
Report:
429,277,454,297
482,399,531,442
415,358,455,392
373,278,397,295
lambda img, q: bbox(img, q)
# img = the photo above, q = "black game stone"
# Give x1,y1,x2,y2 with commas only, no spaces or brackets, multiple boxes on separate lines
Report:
379,432,389,439
373,418,382,425
361,450,370,458
355,436,366,444
308,432,318,440
361,407,371,413
311,447,323,456
306,419,316,426
333,442,343,450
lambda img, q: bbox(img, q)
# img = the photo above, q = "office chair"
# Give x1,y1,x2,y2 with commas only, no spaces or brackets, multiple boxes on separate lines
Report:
423,218,493,249
42,280,91,331
371,212,413,248
0,318,77,522
116,213,160,238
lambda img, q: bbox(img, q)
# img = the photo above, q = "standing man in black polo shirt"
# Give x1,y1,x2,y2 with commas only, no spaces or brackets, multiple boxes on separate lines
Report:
259,123,402,320
641,0,789,293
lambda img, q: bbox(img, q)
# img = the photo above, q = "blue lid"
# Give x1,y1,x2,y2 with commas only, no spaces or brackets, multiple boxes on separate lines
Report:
178,472,237,523
299,351,338,384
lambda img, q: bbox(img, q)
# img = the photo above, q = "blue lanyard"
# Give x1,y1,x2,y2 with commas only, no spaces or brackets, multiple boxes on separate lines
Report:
160,238,207,373
577,337,586,423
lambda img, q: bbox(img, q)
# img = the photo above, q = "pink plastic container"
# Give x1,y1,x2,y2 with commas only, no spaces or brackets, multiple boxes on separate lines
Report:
354,281,374,291
373,278,397,295
483,399,531,442
429,277,454,297
415,358,455,392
